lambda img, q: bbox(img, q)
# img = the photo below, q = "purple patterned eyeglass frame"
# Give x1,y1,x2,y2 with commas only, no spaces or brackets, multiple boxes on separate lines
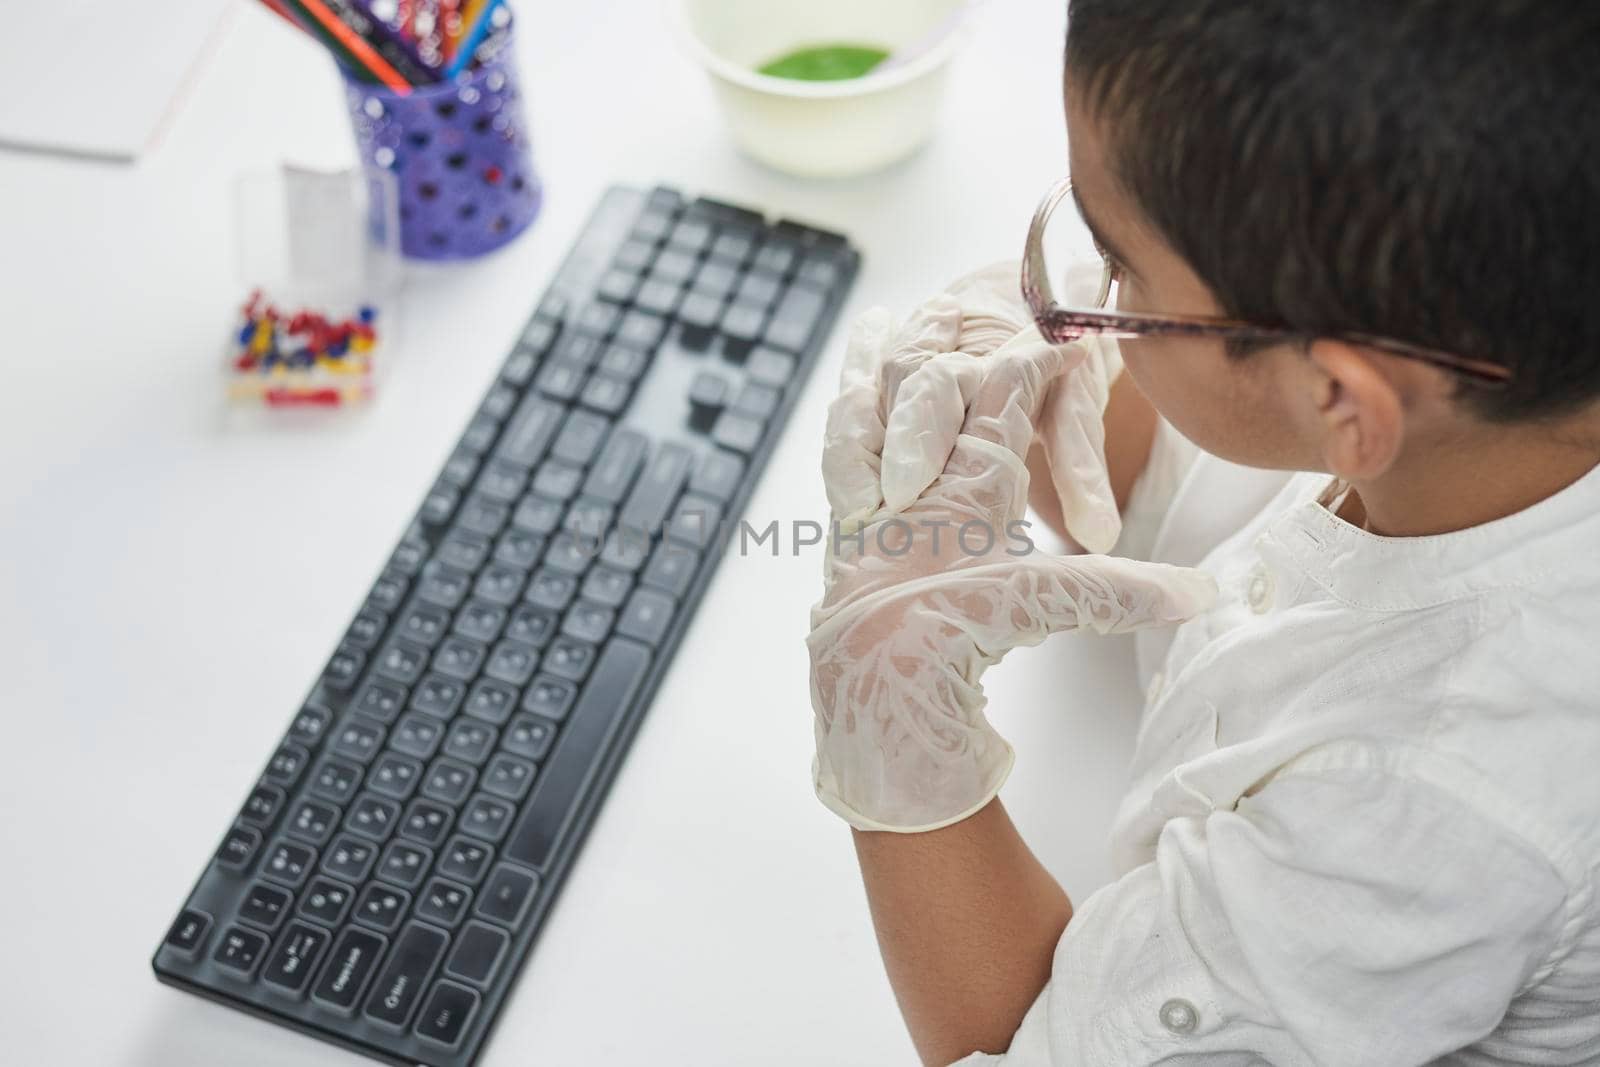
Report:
1020,179,1513,385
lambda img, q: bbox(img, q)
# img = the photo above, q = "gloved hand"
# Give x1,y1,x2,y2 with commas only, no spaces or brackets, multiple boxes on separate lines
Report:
830,262,1125,553
809,322,1216,833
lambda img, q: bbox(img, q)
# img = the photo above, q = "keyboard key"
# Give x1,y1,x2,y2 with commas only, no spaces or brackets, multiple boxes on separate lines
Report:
495,527,544,570
504,714,557,759
505,638,653,869
533,459,585,502
513,494,565,535
642,541,699,598
353,679,407,723
617,588,676,646
446,721,499,765
369,571,409,612
479,381,519,421
345,794,400,842
462,794,515,843
797,255,843,291
731,381,780,421
721,301,766,352
483,754,537,801
630,209,672,242
474,563,526,606
581,373,632,415
454,600,506,643
438,532,490,573
527,568,579,611
574,303,620,340
345,609,387,651
417,878,474,928
414,980,479,1049
288,704,333,746
690,450,745,502
440,448,480,489
612,237,654,272
443,921,508,987
377,840,434,889
506,606,558,649
322,835,378,882
520,314,559,353
264,743,310,789
368,753,423,800
545,531,599,576
240,784,286,828
298,877,355,927
562,600,614,644
423,760,477,804
364,921,449,1029
634,278,681,317
433,635,487,680
597,267,639,304
696,260,739,298
500,347,536,388
419,485,458,526
412,673,465,719
666,494,723,550
354,884,411,933
766,284,826,352
735,272,781,308
217,825,263,870
463,678,519,725
485,639,540,685
456,497,509,539
619,443,692,536
212,925,269,977
392,714,445,759
518,675,576,726
597,345,648,381
439,836,495,885
536,359,587,402
163,909,211,959
375,638,430,685
262,921,330,997
331,716,385,764
668,216,712,254
710,230,754,265
475,863,540,927
310,758,364,804
581,566,633,608
261,840,316,888
753,240,797,276
239,882,293,931
552,410,612,467
402,798,456,847
747,345,796,387
389,538,428,576
615,310,665,351
678,290,723,346
496,394,563,468
287,799,340,846
651,248,697,284
323,643,365,691
543,637,597,681
312,926,387,1012
600,529,651,571
711,410,764,454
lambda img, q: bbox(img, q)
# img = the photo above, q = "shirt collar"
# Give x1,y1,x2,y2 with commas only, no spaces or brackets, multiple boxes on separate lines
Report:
1256,460,1600,612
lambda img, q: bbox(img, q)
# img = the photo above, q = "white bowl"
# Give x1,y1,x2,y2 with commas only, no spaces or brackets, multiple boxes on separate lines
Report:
673,0,967,178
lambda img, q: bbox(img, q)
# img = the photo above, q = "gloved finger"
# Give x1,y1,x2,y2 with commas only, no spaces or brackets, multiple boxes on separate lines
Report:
968,554,1218,655
943,260,1030,357
838,306,895,390
959,327,1083,460
822,309,896,524
876,296,962,423
880,351,987,512
1038,336,1120,553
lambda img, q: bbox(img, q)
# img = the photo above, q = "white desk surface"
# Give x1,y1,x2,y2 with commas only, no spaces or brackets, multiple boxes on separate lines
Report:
0,1,1146,1063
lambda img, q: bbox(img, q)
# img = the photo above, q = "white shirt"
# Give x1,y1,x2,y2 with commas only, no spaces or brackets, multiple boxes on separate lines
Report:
959,434,1600,1066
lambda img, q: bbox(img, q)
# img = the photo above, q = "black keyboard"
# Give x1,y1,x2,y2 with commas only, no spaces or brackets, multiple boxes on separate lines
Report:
153,185,859,1066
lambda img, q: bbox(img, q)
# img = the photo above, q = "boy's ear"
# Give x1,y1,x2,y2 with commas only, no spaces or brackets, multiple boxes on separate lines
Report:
1304,340,1406,480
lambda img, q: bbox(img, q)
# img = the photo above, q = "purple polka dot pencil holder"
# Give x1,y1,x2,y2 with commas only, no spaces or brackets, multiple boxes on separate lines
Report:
343,36,542,260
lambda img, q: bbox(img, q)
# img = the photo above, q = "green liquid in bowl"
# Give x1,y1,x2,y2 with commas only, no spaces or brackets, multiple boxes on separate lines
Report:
758,44,891,82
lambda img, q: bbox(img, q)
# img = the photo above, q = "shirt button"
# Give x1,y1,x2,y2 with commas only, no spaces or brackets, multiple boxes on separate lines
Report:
1159,997,1199,1034
1245,563,1274,613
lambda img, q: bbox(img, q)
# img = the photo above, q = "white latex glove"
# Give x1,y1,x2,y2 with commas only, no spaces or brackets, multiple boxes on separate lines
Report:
809,328,1217,833
836,262,1125,553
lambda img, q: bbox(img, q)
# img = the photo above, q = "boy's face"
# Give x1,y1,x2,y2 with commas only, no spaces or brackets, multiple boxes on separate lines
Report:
1064,92,1322,471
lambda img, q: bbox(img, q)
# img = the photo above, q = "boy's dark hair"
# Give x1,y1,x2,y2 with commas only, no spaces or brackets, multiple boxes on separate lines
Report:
1065,0,1600,422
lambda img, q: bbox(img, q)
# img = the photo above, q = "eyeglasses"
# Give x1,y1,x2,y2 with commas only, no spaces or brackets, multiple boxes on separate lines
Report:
1020,178,1513,385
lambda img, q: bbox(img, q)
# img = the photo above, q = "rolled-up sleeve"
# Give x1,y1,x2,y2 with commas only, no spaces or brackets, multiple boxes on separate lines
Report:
955,770,1569,1066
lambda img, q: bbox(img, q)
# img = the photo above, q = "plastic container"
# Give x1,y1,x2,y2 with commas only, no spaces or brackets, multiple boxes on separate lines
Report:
673,0,967,178
343,31,542,260
226,164,400,410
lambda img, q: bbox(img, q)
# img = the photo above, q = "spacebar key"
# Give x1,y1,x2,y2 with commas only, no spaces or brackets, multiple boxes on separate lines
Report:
503,637,652,869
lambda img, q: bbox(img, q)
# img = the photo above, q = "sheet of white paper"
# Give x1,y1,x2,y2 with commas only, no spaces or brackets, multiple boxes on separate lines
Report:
0,0,232,162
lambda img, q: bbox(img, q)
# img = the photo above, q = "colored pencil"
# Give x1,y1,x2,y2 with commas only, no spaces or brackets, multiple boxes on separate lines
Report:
445,0,502,77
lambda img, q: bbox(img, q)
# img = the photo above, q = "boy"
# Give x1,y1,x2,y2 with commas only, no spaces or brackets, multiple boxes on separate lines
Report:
807,2,1600,1063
